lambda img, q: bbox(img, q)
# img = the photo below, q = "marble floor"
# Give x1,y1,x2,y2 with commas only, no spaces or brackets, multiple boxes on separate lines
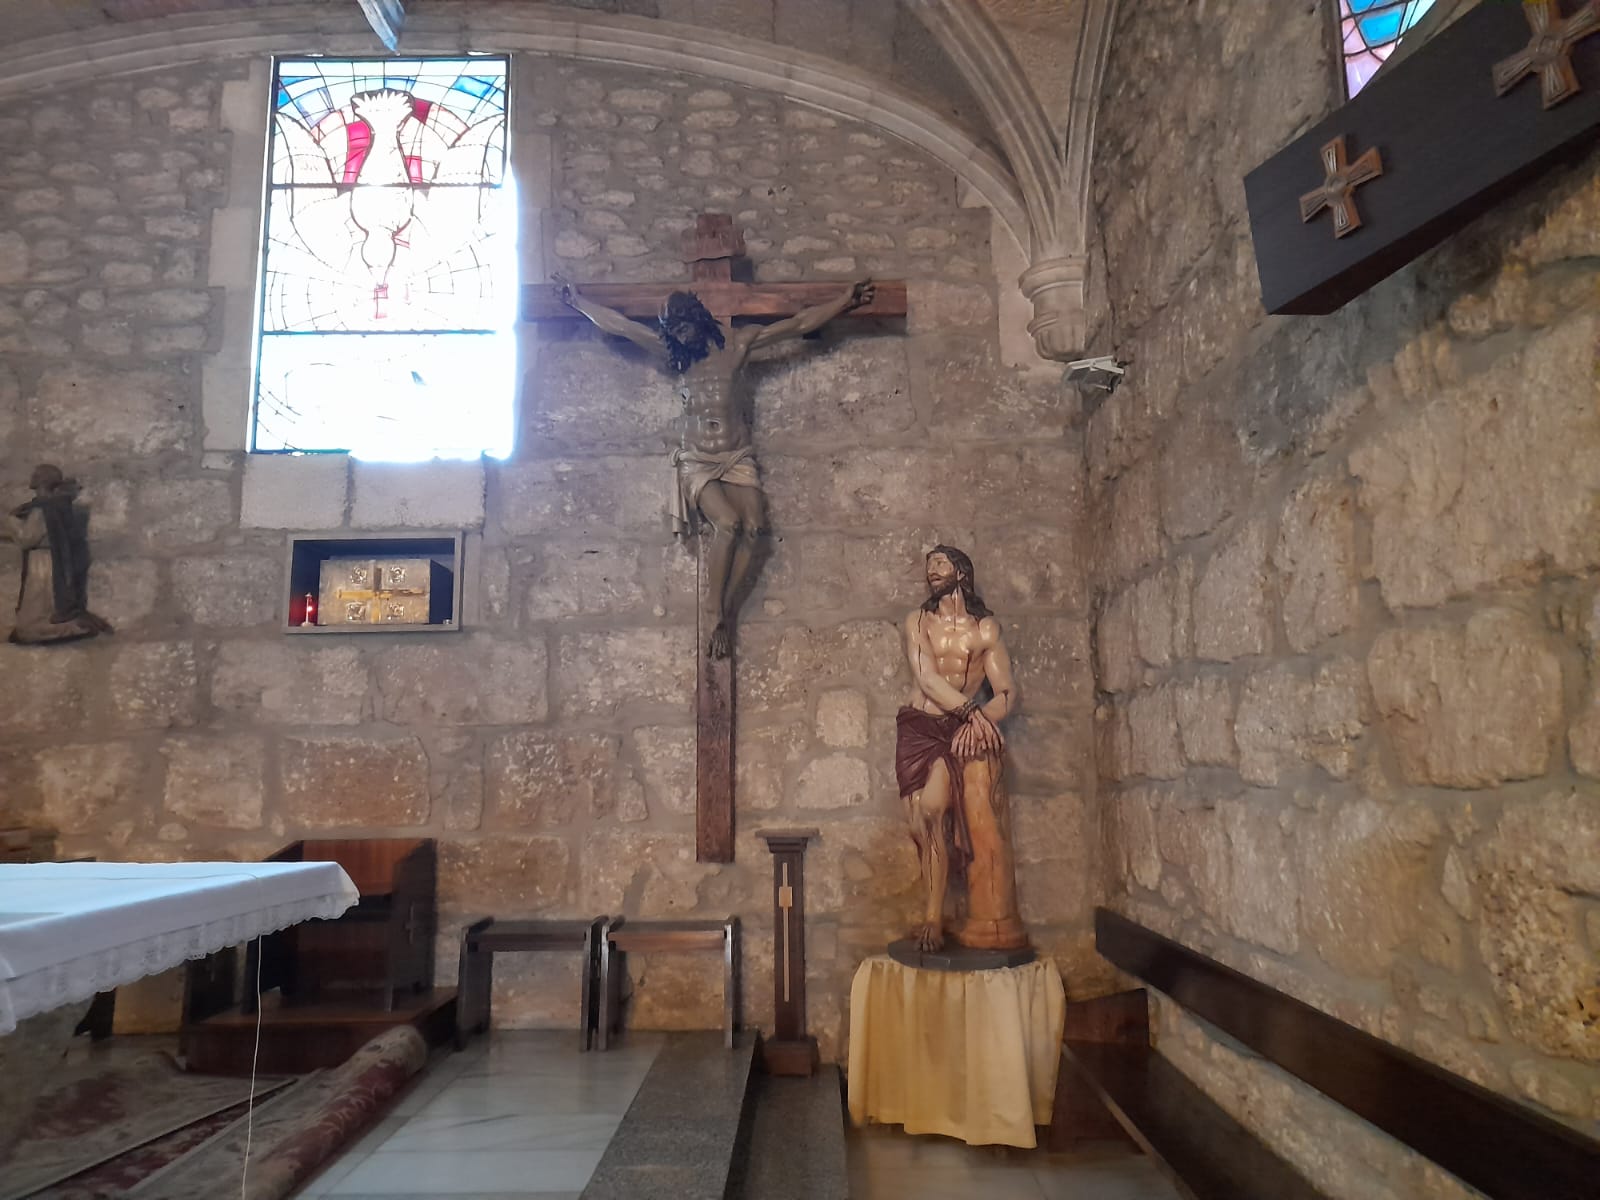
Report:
292,1031,665,1199
290,1031,1181,1200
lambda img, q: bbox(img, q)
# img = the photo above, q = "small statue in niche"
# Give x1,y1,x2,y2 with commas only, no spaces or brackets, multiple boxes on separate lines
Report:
5,464,111,644
897,545,1028,955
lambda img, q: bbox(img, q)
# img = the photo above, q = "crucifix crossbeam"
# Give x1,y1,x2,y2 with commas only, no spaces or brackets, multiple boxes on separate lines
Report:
523,214,906,863
523,217,907,322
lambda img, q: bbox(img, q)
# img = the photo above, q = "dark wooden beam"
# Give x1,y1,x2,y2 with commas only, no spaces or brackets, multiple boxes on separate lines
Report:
1095,908,1600,1200
1245,0,1600,315
1062,1041,1333,1200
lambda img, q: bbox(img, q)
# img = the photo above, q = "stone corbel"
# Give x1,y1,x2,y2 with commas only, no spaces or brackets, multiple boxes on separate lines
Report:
1018,254,1087,363
916,0,1118,364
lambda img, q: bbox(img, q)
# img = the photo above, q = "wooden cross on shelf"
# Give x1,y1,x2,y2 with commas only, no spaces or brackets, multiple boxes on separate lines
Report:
523,215,905,863
1493,0,1600,110
1299,135,1384,238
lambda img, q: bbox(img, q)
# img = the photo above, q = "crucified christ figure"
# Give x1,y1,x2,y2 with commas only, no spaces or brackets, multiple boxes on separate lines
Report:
560,278,874,658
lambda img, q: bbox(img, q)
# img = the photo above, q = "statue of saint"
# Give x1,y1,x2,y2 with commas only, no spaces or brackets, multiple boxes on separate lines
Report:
898,545,1028,954
560,279,874,659
5,464,111,645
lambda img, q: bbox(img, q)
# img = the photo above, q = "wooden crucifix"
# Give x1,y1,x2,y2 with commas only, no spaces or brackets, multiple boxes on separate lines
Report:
523,215,905,862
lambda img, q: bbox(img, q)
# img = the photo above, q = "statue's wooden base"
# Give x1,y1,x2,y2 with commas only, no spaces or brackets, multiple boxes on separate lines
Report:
762,1034,819,1076
886,939,1036,971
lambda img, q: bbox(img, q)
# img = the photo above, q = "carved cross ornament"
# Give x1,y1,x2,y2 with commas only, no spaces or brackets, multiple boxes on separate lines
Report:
1299,135,1384,238
1493,0,1600,109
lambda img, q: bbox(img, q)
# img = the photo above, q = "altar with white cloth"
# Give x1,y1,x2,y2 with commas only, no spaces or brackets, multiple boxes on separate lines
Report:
0,860,360,1034
0,861,358,1159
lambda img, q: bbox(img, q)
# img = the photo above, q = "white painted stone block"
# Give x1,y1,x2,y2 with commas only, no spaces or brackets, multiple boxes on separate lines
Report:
240,453,349,529
350,458,486,529
201,359,251,452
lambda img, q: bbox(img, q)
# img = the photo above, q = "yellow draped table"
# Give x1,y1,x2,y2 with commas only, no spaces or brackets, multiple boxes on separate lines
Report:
846,954,1065,1148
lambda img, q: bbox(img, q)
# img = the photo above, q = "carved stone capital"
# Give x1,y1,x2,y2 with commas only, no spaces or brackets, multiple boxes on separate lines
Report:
1018,255,1086,362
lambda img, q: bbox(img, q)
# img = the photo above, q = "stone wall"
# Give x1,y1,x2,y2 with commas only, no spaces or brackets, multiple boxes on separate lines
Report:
1088,0,1600,1194
0,51,1095,1059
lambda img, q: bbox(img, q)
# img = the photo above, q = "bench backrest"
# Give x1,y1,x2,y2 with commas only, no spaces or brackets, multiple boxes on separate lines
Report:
1096,908,1599,1200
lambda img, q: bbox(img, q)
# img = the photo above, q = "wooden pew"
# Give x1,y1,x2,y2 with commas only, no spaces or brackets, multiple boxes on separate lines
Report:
1057,907,1600,1200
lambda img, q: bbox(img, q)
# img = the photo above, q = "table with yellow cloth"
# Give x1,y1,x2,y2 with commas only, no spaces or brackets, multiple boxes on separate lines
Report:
846,954,1066,1148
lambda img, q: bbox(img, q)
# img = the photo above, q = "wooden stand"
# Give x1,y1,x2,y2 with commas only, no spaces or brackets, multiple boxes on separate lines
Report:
757,828,818,1076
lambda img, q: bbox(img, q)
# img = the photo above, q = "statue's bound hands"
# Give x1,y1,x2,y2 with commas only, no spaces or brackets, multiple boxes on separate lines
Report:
849,278,876,309
953,709,1003,760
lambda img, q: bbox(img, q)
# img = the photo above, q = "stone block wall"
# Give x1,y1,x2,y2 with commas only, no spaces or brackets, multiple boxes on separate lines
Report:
1088,0,1600,1194
0,52,1095,1060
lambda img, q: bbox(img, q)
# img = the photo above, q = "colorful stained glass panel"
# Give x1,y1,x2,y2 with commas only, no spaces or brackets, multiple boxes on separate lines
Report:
253,56,513,459
1339,0,1437,97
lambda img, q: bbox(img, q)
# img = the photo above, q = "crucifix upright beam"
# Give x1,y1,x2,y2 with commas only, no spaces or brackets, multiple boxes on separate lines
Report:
524,215,905,862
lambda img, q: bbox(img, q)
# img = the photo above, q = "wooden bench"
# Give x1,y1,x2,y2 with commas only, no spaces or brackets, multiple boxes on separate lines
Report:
455,916,609,1051
1056,908,1600,1200
600,917,740,1050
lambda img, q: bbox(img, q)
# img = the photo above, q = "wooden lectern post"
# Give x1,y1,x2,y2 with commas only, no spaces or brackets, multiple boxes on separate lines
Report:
757,828,819,1076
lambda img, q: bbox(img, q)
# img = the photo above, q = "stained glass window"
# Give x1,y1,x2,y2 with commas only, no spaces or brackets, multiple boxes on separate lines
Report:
1339,0,1438,97
253,57,514,459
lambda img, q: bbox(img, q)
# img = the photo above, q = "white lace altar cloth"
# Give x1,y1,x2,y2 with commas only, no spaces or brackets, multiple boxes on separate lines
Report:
0,861,359,1034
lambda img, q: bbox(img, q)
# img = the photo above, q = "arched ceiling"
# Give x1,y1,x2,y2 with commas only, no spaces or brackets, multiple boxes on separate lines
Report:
0,0,1110,358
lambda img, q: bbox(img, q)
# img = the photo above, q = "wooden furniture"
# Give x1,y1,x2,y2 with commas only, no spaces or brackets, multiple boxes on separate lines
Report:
599,916,740,1050
250,838,436,1012
0,826,56,863
456,916,609,1051
1061,908,1600,1200
181,840,451,1074
756,829,819,1076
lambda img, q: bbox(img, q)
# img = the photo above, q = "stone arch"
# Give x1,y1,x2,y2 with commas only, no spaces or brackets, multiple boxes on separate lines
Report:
0,3,1029,251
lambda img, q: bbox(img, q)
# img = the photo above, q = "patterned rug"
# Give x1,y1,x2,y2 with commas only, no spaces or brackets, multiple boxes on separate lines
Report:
1,1050,293,1200
126,1026,426,1200
27,1102,250,1200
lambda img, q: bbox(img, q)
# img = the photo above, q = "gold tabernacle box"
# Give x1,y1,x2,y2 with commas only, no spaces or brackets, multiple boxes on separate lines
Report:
317,557,451,626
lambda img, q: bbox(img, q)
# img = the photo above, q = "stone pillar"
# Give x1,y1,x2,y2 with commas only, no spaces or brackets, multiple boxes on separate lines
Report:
1018,254,1088,362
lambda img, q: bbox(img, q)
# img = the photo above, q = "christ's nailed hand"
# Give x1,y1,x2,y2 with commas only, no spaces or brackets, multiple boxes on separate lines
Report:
851,278,876,309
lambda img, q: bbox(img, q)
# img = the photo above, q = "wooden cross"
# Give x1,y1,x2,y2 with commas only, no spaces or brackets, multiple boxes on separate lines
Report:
523,215,905,863
1298,135,1384,238
1493,0,1600,109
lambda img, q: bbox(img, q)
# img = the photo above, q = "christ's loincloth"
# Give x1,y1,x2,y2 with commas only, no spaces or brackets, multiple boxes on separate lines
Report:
897,706,999,880
670,445,762,539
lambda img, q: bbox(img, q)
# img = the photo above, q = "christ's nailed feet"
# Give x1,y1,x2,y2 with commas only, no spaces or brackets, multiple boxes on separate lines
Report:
708,620,732,660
